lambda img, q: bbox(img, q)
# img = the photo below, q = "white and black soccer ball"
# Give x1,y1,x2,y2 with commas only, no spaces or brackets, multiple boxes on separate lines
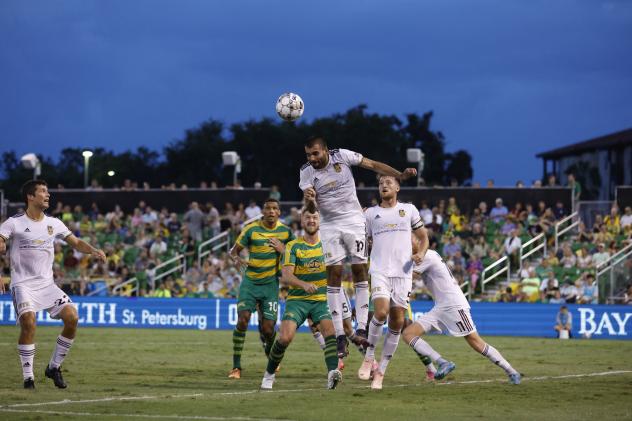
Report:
275,92,304,122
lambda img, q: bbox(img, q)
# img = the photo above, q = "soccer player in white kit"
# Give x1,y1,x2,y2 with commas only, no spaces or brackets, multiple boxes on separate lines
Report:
402,249,522,384
357,175,429,390
0,180,106,389
301,136,417,359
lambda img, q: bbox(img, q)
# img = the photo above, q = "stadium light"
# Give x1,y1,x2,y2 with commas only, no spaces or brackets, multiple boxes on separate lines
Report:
222,151,241,187
107,170,115,177
20,153,41,180
82,150,93,189
406,148,425,187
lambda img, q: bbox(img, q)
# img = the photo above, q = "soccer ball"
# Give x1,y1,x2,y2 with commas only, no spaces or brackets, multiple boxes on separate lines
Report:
276,93,304,122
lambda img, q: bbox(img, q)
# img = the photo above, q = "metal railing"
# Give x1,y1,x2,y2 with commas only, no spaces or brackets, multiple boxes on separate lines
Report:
197,214,262,267
460,279,471,299
596,242,632,303
554,212,579,251
519,233,546,272
112,253,187,296
481,255,510,293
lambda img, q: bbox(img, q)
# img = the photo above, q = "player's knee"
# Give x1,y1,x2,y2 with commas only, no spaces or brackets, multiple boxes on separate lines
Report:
327,266,343,283
19,313,36,333
261,323,275,338
373,308,388,322
64,309,79,328
237,314,250,329
351,265,366,281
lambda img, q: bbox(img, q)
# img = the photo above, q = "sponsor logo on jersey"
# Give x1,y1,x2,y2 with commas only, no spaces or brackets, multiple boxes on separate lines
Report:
399,209,406,217
47,225,53,235
333,163,342,173
307,259,322,272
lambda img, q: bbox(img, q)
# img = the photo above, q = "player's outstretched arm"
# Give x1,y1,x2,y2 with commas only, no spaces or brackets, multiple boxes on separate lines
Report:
65,234,107,262
412,227,429,264
358,157,417,181
281,266,317,293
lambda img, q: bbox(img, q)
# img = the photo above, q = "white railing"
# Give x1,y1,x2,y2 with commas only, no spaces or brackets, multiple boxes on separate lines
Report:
596,243,632,304
460,279,471,299
554,212,579,251
197,214,262,267
481,255,510,293
519,233,547,272
112,253,186,296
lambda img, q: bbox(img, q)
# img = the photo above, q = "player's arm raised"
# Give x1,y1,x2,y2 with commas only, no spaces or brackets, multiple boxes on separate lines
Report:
358,157,417,181
281,265,317,294
65,234,107,263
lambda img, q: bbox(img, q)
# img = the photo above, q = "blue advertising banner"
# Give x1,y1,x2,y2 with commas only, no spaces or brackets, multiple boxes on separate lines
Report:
0,296,630,340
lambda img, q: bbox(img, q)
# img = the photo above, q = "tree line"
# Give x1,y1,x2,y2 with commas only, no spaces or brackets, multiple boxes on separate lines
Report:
0,105,473,201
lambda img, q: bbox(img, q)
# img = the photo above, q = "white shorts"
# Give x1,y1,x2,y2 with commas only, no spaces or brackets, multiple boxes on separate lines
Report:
11,283,73,322
415,306,477,337
320,223,368,266
370,273,411,309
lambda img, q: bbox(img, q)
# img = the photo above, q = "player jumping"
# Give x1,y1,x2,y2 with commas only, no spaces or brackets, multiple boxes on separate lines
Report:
261,204,342,390
300,136,417,359
357,175,429,389
403,249,522,384
0,180,107,389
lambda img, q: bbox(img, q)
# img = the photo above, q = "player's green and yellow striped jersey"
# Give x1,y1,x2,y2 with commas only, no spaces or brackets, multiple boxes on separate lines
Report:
283,237,327,301
237,220,295,285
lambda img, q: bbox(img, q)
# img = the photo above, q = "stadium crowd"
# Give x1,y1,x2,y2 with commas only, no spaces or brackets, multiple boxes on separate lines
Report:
1,190,631,304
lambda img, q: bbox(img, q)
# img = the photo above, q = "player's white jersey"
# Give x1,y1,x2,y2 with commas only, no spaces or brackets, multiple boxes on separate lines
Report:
413,249,469,309
299,148,364,227
0,213,71,289
365,202,423,278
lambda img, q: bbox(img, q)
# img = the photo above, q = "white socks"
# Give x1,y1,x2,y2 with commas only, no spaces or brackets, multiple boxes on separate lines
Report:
326,287,345,337
409,336,442,362
18,344,35,380
49,335,74,369
354,282,370,331
378,328,401,374
312,331,326,350
481,343,518,375
366,317,385,360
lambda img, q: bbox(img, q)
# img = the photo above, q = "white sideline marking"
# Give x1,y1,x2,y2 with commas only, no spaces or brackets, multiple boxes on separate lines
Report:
1,369,630,411
0,409,290,421
0,342,210,346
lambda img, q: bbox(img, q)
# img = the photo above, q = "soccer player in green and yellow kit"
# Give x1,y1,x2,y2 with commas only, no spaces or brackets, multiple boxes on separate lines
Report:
261,204,342,390
228,198,294,379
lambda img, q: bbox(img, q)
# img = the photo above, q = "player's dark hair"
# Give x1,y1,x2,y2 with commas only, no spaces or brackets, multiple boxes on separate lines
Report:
263,198,280,207
21,179,47,205
376,174,400,185
305,136,327,149
301,201,319,215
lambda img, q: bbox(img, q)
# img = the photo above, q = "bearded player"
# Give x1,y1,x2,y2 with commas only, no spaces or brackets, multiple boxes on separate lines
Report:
300,136,417,359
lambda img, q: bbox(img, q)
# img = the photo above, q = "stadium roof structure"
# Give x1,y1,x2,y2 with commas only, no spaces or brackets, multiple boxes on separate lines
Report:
536,127,632,159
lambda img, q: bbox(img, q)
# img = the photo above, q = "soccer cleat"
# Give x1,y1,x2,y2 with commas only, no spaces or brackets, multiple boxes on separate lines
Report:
336,335,349,359
327,369,342,389
23,378,35,389
260,371,275,390
371,370,384,390
338,358,345,371
434,361,456,381
45,365,67,389
425,369,435,381
509,373,522,385
228,368,242,379
358,358,374,380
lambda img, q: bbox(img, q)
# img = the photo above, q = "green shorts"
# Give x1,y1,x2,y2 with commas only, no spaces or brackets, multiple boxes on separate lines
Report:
282,299,331,327
237,279,279,321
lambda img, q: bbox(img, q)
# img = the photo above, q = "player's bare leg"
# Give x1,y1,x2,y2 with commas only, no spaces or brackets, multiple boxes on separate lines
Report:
45,305,78,389
402,322,455,380
371,306,406,390
229,310,252,378
18,312,36,389
358,297,389,380
350,263,370,338
464,332,521,384
326,265,347,358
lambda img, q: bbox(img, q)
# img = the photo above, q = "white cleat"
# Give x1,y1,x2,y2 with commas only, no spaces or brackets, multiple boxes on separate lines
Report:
327,369,343,389
260,371,275,390
371,370,384,390
358,358,374,380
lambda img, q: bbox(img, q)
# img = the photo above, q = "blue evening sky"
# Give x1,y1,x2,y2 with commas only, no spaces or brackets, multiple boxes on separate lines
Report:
1,0,631,185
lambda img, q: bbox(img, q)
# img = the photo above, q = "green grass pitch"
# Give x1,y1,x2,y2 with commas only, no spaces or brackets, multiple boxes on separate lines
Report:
1,326,631,420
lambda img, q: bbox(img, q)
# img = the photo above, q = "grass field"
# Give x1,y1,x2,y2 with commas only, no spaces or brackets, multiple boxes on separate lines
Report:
1,326,631,420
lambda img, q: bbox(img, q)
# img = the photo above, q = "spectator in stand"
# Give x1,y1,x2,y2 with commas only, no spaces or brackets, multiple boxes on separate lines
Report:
547,174,557,187
532,179,543,187
554,306,572,338
500,214,518,236
594,224,614,245
446,197,459,216
592,243,610,267
430,207,443,229
449,208,468,233
466,253,483,291
621,206,632,233
591,214,604,233
575,221,593,243
560,278,580,303
511,202,524,219
549,288,565,304
442,235,461,258
579,273,597,304
560,246,577,268
515,180,525,188
566,173,581,202
244,200,262,220
142,206,158,224
419,201,433,225
478,201,488,219
576,247,592,269
553,201,566,220
504,228,522,271
149,234,168,258
520,267,541,302
490,198,508,222
269,185,281,201
537,208,556,235
540,271,559,302
166,213,181,234
486,179,495,187
184,201,205,242
604,206,621,235
206,202,221,238
500,286,518,303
